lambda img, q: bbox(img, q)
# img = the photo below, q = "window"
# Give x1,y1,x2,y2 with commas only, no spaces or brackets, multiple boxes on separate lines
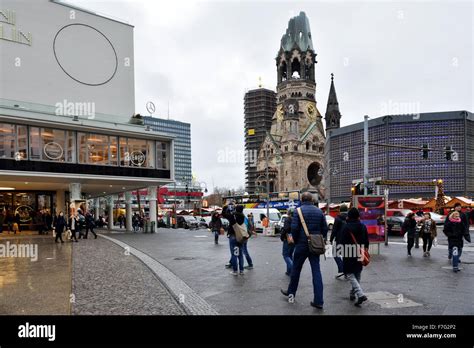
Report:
156,141,170,170
78,132,117,166
30,127,75,162
120,137,154,168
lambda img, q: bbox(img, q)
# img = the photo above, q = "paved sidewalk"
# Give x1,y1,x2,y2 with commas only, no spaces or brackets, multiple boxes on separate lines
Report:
104,228,474,315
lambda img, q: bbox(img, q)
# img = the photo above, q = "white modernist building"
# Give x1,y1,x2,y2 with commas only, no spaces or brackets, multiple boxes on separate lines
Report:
0,0,174,231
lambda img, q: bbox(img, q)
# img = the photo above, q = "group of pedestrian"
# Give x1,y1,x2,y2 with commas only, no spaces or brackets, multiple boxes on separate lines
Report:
53,209,97,243
221,204,255,275
132,213,144,232
280,192,370,309
0,210,21,234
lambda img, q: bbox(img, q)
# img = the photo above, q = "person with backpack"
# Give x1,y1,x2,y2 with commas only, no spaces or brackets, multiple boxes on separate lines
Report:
54,211,66,243
403,212,417,256
340,208,370,307
419,212,437,257
209,212,222,245
280,192,328,309
330,204,348,279
280,208,295,276
444,211,471,273
223,204,245,276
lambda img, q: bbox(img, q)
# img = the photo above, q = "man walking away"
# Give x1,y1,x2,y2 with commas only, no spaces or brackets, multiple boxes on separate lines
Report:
54,212,66,243
330,204,348,279
403,213,417,256
223,204,245,275
280,208,295,276
280,192,328,309
84,212,97,239
340,208,369,307
209,212,222,245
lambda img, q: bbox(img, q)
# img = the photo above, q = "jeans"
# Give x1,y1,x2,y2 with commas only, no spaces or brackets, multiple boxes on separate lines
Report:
449,247,463,270
333,243,344,273
213,230,219,243
422,234,433,252
287,244,324,306
282,240,295,274
242,242,253,267
229,236,244,272
347,272,364,298
407,237,415,255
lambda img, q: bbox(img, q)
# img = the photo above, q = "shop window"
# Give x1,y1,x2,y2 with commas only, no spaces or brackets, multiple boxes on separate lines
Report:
78,132,117,166
120,137,154,168
30,127,75,162
156,141,170,170
0,123,28,160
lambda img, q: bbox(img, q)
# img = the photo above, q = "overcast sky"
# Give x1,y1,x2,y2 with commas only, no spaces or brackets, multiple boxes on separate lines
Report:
69,0,473,192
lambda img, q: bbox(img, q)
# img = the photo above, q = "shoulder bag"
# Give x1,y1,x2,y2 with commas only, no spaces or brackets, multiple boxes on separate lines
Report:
297,208,326,255
349,230,370,267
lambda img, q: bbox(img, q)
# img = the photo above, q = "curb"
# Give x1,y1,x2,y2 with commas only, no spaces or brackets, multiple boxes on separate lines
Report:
98,234,219,315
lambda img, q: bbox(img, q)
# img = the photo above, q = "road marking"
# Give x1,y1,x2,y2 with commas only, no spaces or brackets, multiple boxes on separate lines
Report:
194,235,208,238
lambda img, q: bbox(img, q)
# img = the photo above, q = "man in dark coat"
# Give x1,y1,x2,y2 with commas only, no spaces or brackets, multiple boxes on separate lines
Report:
330,204,348,278
280,208,295,276
340,208,369,307
280,192,328,309
223,204,245,275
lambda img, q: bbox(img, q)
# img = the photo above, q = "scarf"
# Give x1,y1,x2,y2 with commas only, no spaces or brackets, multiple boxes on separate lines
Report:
449,216,461,223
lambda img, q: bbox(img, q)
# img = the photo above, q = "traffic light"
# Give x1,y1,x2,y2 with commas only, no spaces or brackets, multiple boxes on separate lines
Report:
422,144,430,160
185,184,191,203
445,146,454,161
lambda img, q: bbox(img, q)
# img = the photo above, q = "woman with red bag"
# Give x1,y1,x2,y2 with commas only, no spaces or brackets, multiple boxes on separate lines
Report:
340,208,370,307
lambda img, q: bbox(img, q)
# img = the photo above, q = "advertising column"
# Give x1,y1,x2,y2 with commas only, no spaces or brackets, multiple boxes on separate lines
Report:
148,186,157,232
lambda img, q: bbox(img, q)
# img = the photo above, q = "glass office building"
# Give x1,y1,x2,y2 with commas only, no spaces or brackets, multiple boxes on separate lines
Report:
144,117,191,183
328,111,474,201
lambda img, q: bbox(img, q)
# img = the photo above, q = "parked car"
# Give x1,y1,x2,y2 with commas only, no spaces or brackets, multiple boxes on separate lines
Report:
177,215,199,229
325,215,335,231
427,212,446,225
198,216,212,228
221,218,229,231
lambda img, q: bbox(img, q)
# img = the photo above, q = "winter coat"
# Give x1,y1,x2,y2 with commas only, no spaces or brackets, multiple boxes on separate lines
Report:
402,217,417,238
209,216,222,231
54,216,67,233
291,201,328,246
340,219,370,274
444,219,470,249
419,219,437,239
330,212,348,245
223,208,245,238
280,215,292,242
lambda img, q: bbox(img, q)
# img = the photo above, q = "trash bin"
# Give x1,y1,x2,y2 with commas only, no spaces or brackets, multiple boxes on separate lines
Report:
151,221,156,233
144,221,149,233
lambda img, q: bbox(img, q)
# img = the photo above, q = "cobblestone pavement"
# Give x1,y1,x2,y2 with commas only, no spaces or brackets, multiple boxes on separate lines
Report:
71,236,185,315
105,228,474,315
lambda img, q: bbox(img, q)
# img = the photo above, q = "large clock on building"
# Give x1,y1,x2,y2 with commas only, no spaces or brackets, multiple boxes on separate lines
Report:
284,99,299,117
306,102,317,121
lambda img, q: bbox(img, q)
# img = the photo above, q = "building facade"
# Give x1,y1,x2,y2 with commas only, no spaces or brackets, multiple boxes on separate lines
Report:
244,88,276,194
255,11,326,196
328,111,474,202
0,0,174,231
144,117,191,183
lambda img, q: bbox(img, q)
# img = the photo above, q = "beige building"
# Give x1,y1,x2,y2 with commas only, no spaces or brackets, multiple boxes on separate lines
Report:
255,12,327,197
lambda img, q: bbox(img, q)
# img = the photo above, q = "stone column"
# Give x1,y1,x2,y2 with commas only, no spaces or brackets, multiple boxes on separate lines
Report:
125,192,133,232
148,186,157,231
68,183,82,213
95,198,100,220
107,195,115,230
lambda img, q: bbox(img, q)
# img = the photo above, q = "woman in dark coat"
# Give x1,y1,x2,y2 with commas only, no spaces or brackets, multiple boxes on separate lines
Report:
419,212,437,257
403,213,417,256
340,208,369,307
209,212,223,245
54,212,66,243
444,211,471,273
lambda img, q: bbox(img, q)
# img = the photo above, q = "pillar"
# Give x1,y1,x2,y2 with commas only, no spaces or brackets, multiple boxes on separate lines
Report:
148,186,157,230
68,183,82,214
107,195,115,230
125,192,133,232
95,198,100,220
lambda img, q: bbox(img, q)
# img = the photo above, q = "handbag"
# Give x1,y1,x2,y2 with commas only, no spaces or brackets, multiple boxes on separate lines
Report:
349,231,370,266
233,222,249,243
297,208,326,255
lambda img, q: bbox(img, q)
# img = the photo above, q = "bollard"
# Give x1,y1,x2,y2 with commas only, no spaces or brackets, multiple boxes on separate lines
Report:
151,221,155,233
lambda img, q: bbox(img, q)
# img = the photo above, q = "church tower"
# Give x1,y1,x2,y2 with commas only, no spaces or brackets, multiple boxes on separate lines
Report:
325,73,342,130
255,12,326,196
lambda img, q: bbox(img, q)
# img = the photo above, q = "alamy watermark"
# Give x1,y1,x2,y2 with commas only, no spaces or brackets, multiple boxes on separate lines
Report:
380,99,420,118
217,147,258,167
55,99,95,119
0,242,38,262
